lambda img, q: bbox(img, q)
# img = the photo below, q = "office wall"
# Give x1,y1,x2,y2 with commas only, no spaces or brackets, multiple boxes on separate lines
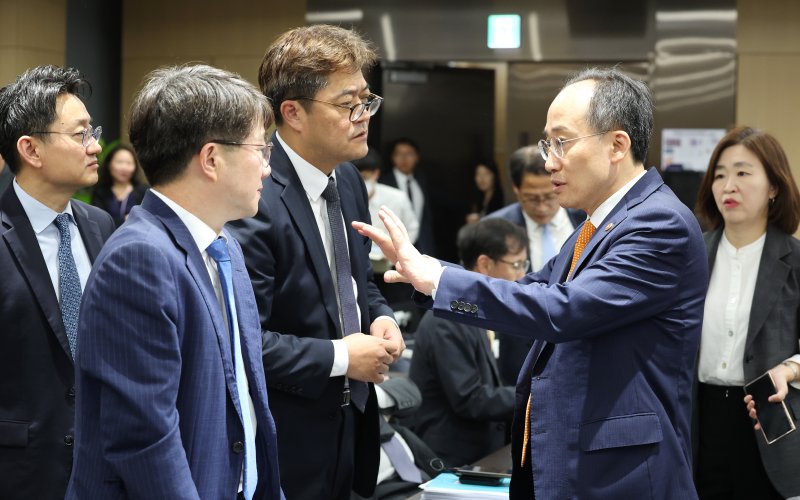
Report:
0,0,66,85
120,0,306,140
737,0,800,232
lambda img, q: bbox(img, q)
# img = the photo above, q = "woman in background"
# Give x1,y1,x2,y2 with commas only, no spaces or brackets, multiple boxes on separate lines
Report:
91,145,148,227
693,126,800,499
465,160,504,224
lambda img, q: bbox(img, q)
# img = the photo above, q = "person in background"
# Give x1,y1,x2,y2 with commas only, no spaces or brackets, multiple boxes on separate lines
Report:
66,64,283,500
227,25,403,500
380,137,435,255
485,145,584,385
693,126,800,499
90,144,148,226
356,67,708,500
465,160,504,224
410,218,521,466
0,65,115,499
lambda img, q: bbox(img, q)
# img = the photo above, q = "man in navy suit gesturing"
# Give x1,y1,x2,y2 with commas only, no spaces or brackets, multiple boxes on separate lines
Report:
356,67,708,500
67,65,283,500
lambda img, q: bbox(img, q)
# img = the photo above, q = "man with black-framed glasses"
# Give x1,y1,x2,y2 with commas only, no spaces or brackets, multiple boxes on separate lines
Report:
227,24,404,500
0,65,115,499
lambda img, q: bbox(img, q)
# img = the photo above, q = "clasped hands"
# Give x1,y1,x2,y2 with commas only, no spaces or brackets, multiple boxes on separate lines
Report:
345,318,404,384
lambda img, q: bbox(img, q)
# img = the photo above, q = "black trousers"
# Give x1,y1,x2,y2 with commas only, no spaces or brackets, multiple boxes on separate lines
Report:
695,383,783,500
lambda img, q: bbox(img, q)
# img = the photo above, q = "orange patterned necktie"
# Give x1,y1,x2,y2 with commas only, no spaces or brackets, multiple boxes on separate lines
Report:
520,220,596,468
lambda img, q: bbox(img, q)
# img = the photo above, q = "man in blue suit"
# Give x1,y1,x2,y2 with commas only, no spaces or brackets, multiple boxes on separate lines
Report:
67,65,283,500
227,25,403,500
356,67,708,499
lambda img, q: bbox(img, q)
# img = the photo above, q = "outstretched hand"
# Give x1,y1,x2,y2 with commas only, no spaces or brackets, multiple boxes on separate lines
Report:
352,206,442,296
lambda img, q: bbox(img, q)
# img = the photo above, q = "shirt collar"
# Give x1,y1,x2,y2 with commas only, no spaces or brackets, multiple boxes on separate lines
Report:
521,206,571,230
13,178,76,234
275,130,335,201
149,189,220,253
589,170,646,228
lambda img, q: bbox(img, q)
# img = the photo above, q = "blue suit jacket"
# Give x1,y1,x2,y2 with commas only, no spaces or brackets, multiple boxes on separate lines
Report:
67,192,282,500
227,136,393,498
423,168,707,499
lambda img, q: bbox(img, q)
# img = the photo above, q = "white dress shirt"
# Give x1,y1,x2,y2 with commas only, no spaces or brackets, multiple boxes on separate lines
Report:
13,179,92,298
698,233,765,386
276,132,396,377
367,182,419,254
523,207,576,271
392,168,425,223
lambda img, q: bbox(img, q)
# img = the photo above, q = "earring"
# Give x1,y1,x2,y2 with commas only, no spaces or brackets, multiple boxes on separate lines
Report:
769,197,776,206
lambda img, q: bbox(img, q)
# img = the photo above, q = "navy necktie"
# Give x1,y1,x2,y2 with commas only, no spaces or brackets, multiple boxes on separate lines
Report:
405,176,414,208
54,213,81,358
321,176,368,412
206,238,257,499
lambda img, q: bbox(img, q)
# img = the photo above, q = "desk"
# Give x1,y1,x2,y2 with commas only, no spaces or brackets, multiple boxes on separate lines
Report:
405,444,512,499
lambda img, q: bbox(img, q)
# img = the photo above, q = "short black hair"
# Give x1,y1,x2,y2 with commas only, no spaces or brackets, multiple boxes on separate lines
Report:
509,145,547,188
0,65,90,174
389,137,420,156
352,147,381,172
457,218,528,271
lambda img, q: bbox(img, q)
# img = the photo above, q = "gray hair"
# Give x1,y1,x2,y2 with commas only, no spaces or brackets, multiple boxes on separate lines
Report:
564,67,653,164
128,64,272,186
0,65,90,174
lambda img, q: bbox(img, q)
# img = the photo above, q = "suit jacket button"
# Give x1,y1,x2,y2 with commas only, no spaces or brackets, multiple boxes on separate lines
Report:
457,301,465,311
64,435,74,446
67,386,76,398
470,304,478,313
450,300,458,311
232,441,244,453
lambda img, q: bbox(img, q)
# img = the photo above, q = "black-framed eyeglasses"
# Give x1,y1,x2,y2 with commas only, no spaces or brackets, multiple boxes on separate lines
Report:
497,258,530,271
211,140,273,163
520,193,557,205
538,131,608,161
286,93,384,122
30,125,102,148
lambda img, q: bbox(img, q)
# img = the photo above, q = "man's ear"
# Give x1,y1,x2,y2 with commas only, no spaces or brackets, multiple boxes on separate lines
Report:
280,100,305,133
610,130,632,164
17,136,43,170
197,142,220,181
475,254,492,275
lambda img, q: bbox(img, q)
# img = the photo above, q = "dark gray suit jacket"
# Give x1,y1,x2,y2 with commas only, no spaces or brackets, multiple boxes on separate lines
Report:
0,186,114,499
699,225,800,497
409,310,515,467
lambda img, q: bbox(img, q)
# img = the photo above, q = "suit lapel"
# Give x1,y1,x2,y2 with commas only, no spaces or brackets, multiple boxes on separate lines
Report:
1,188,72,359
477,328,503,386
71,200,104,261
746,226,791,350
271,139,342,335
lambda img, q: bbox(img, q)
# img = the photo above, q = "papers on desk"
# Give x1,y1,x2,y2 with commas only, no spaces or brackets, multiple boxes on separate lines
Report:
420,472,510,499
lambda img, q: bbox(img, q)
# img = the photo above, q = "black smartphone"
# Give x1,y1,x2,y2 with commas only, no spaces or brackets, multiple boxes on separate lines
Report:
743,371,797,444
454,468,511,486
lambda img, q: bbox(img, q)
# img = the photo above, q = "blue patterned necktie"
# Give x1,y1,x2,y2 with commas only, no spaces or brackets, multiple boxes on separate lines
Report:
206,238,257,500
54,213,81,359
321,176,368,412
540,223,556,264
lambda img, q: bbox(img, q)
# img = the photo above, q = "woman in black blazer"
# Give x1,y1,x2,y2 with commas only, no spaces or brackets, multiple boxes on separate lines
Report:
694,126,800,499
91,145,148,227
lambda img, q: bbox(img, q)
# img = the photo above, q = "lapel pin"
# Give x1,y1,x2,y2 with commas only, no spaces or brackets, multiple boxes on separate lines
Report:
604,223,614,231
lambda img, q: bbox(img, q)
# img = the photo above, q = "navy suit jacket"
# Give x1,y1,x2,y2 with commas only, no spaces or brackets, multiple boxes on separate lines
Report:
67,192,282,500
420,168,708,499
227,135,394,498
0,187,114,499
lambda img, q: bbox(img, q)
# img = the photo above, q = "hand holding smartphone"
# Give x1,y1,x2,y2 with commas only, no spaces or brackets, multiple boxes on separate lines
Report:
743,371,797,444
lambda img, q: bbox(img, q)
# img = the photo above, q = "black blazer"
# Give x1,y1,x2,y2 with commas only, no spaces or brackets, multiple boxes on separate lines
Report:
0,186,114,499
409,310,515,466
696,225,800,497
227,135,395,499
90,183,148,227
378,168,436,255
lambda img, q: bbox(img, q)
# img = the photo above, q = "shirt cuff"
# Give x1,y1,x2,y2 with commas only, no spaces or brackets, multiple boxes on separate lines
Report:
786,355,800,390
330,339,348,377
430,264,447,300
373,315,399,329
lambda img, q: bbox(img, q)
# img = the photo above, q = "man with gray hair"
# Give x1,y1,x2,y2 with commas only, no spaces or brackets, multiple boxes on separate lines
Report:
67,64,283,500
355,67,708,499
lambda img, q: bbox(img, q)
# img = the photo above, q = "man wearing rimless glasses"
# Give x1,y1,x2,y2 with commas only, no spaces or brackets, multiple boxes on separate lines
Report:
0,65,115,499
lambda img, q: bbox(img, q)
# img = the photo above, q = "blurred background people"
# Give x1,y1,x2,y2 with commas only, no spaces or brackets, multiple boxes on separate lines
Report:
693,126,800,499
465,159,504,224
0,153,12,194
90,144,148,227
380,137,435,255
409,218,522,466
485,145,584,385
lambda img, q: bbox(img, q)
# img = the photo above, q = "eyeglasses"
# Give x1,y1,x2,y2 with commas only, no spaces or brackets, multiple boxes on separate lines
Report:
538,131,608,161
30,125,102,148
211,140,273,163
287,93,384,122
497,258,530,271
520,193,557,205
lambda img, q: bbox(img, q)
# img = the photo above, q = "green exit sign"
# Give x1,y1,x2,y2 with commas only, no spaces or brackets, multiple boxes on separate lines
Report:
487,14,521,49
